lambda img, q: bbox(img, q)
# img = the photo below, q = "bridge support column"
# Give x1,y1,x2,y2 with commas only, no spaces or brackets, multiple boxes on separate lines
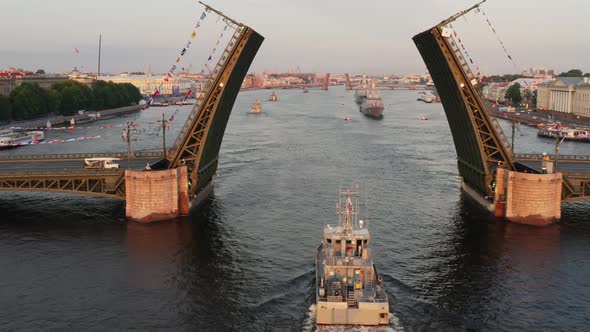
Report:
495,169,562,226
125,166,189,223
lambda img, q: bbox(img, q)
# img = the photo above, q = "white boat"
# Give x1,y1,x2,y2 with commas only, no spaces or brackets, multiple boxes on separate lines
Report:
315,187,389,326
248,99,263,114
0,129,44,149
417,91,435,103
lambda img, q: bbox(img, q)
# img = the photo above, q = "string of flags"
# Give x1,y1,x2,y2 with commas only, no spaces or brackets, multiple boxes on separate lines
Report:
200,24,230,75
448,23,482,80
480,8,517,69
148,10,210,105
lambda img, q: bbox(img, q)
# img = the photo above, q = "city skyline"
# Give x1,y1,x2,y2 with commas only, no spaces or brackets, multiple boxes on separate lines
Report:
1,0,589,75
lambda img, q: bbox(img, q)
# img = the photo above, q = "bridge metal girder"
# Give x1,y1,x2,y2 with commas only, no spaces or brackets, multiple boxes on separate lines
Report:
561,175,590,202
413,25,514,196
168,25,264,196
0,172,125,199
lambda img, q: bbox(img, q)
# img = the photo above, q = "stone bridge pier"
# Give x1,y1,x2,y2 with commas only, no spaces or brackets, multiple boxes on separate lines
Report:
125,167,189,223
493,168,562,226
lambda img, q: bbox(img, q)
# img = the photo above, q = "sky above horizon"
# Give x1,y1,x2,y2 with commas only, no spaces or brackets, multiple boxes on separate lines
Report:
1,0,588,75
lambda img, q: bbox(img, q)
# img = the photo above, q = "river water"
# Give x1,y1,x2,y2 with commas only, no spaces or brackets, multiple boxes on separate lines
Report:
1,87,590,331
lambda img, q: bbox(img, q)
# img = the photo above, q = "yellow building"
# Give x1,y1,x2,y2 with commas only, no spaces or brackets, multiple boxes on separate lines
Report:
536,77,590,116
99,74,196,96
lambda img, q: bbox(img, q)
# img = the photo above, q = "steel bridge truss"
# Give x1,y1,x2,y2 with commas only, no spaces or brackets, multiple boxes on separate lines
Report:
167,17,263,197
0,171,125,199
414,20,514,196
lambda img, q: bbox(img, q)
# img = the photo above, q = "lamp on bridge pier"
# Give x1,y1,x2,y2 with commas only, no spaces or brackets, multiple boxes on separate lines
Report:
121,122,138,169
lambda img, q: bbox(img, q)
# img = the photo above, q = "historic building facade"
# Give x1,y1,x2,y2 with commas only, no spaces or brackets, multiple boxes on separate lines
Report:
536,77,590,117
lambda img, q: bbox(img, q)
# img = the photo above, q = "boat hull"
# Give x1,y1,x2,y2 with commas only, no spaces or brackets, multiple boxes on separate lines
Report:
360,106,384,119
316,301,389,326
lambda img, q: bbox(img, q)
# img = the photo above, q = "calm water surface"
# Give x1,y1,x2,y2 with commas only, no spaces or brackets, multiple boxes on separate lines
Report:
1,87,590,331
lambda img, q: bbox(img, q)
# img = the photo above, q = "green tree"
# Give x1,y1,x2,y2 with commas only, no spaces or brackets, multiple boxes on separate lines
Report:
120,83,141,104
485,74,527,83
0,96,13,122
505,83,522,106
558,69,583,77
90,80,140,110
9,83,57,120
35,69,46,74
51,80,93,115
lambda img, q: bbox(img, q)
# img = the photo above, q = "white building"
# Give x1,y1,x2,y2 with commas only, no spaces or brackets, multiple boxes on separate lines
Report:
537,77,590,116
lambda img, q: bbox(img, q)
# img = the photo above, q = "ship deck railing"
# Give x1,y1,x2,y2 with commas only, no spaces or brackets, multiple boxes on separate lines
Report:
323,248,373,266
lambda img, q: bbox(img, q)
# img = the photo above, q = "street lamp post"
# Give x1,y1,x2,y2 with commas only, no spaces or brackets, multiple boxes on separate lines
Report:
122,122,138,169
158,113,168,157
554,131,566,172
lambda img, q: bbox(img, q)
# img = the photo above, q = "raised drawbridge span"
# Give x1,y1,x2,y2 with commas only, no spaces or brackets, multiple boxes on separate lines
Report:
0,3,263,201
413,1,514,198
413,1,590,204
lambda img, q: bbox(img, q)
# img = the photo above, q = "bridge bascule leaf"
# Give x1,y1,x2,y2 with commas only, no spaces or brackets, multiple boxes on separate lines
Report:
0,3,264,201
413,1,514,197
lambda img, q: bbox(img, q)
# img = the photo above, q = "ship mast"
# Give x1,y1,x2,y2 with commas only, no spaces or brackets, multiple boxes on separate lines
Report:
337,187,359,234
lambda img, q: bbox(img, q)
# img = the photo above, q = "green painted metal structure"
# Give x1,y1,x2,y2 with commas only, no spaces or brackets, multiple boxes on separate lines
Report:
412,2,514,196
167,6,264,197
0,4,263,201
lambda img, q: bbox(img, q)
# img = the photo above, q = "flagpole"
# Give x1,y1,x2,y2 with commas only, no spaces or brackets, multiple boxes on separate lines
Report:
438,0,486,27
97,34,102,80
198,1,242,28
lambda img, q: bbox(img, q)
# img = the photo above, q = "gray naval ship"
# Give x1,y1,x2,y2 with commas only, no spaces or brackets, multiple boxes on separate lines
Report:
354,77,368,105
360,84,384,119
315,187,389,326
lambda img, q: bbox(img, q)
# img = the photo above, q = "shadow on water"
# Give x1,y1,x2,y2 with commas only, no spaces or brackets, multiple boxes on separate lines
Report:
399,193,570,331
125,195,253,331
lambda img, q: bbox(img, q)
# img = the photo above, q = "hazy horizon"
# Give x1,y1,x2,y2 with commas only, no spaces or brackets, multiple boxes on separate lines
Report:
1,0,589,75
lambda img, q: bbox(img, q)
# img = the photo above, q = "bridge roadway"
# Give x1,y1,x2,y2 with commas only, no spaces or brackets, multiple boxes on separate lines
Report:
0,151,163,172
514,153,590,173
0,151,164,199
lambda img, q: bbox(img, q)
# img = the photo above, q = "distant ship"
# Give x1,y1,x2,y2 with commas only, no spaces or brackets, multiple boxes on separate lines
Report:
248,99,263,114
417,91,434,103
269,91,278,101
354,78,369,105
0,129,45,149
150,102,170,107
315,187,389,326
302,87,309,93
360,85,384,119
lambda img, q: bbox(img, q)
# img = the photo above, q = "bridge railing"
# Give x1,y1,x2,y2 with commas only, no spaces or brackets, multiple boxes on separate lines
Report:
0,151,164,161
0,169,122,176
514,153,590,161
446,34,513,154
168,27,243,157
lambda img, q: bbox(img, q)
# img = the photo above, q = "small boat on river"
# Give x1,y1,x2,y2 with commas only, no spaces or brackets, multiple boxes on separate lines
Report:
248,99,263,114
269,91,278,101
0,129,45,149
537,126,590,142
